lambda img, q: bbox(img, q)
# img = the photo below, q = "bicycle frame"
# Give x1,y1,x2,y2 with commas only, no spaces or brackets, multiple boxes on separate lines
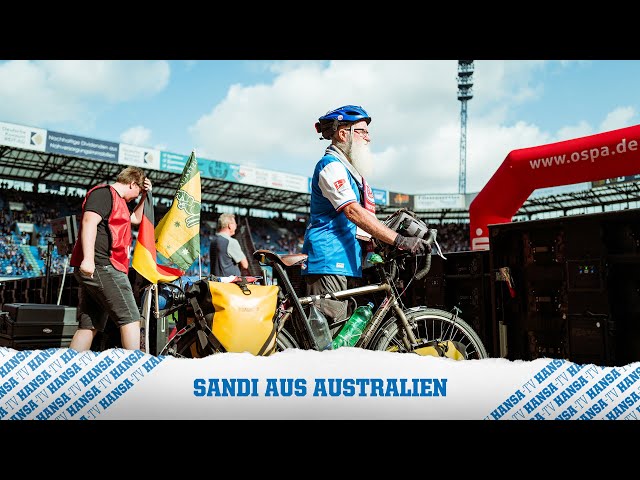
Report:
267,254,419,352
298,282,418,350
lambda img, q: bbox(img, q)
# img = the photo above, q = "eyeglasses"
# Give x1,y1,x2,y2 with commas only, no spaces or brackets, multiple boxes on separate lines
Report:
351,128,370,138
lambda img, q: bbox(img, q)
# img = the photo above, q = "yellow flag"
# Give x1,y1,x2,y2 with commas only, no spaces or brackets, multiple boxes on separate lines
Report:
155,151,201,270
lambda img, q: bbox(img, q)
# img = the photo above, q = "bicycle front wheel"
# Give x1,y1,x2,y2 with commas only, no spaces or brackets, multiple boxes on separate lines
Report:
159,323,299,359
370,307,488,360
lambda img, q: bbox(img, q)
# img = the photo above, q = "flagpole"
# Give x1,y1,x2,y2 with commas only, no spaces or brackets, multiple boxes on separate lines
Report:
190,148,203,279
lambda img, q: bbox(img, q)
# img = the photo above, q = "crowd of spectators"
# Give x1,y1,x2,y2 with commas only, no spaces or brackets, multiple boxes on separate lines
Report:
249,217,306,254
0,186,472,279
1,204,38,276
0,238,34,276
434,222,471,253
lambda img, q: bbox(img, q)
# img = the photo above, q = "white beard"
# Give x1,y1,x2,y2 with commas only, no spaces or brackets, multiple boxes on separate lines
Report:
348,140,373,178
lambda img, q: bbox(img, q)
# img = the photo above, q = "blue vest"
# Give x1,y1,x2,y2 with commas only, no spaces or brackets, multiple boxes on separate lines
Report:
302,154,362,277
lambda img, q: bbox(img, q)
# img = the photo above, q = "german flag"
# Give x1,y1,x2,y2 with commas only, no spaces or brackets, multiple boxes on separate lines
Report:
132,191,184,283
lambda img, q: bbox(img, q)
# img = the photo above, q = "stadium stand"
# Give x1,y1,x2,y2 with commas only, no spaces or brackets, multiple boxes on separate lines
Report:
0,185,474,282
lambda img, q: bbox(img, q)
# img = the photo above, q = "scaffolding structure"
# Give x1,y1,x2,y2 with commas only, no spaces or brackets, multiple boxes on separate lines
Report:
457,60,474,194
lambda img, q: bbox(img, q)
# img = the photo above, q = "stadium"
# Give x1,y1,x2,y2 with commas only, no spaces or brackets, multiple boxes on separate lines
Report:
2,113,640,366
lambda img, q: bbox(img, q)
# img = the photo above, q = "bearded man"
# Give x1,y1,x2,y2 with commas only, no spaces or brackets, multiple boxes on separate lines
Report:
301,105,429,315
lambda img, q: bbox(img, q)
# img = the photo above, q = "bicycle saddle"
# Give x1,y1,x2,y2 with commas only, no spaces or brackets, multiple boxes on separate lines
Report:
253,249,308,268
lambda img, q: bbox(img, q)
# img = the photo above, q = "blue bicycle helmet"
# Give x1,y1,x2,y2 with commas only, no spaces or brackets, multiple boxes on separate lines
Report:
315,105,371,140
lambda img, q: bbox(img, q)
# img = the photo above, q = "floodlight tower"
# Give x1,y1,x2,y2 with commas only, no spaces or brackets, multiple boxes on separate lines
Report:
457,60,474,194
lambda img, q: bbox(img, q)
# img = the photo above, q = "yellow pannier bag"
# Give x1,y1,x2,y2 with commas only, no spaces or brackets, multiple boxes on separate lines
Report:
208,280,279,355
413,340,467,360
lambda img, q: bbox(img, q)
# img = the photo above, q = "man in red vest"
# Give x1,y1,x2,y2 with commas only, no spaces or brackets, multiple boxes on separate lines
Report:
69,166,152,351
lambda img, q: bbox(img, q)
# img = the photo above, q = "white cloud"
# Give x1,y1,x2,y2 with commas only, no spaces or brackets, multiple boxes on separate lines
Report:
39,60,170,101
0,60,85,126
120,125,152,146
466,121,552,193
0,60,170,130
4,59,634,198
600,106,637,132
188,60,566,194
555,121,594,143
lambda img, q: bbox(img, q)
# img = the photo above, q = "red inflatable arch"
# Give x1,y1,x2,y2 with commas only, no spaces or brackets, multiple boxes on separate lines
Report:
469,124,640,250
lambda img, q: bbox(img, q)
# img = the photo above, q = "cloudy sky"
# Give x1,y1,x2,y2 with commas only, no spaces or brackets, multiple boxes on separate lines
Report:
1,60,637,194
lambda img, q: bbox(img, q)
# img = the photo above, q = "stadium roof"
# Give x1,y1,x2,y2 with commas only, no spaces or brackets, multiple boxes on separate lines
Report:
2,144,638,221
0,145,311,215
516,182,640,218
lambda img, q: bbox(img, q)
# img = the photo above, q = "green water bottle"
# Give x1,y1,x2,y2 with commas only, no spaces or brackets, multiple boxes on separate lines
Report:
331,302,374,349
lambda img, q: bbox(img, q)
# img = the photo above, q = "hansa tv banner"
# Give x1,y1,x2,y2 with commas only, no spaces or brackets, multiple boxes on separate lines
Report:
1,347,638,420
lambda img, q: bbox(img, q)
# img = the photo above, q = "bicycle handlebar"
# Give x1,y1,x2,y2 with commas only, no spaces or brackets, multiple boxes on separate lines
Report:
414,252,432,281
414,229,436,281
383,228,437,282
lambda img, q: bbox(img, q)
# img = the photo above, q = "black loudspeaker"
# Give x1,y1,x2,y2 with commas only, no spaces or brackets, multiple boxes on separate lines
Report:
424,276,446,309
0,337,73,349
567,314,607,366
0,303,78,349
50,215,78,256
442,251,492,355
489,208,640,366
407,254,445,308
491,217,580,363
606,262,640,366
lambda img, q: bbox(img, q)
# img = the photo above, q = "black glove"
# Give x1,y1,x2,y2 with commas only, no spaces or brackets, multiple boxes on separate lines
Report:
393,234,429,255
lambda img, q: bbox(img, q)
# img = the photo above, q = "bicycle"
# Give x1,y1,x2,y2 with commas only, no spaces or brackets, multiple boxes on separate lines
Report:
253,241,488,359
150,213,488,360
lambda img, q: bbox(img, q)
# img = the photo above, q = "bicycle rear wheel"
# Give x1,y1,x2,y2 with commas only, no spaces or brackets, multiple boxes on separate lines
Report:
159,323,299,359
370,307,488,360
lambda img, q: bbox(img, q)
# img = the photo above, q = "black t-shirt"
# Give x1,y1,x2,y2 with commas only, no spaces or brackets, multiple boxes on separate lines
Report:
83,186,113,266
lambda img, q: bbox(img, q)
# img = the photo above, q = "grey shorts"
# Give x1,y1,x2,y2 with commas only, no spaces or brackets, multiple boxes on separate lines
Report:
74,264,142,332
304,274,347,296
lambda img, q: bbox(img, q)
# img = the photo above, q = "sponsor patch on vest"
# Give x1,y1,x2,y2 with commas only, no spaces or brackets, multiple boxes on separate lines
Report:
333,179,346,191
336,262,345,269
